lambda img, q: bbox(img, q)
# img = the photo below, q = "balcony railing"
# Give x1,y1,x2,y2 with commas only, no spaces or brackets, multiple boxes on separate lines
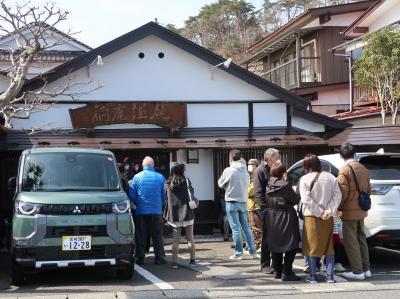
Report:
353,85,371,102
261,57,321,90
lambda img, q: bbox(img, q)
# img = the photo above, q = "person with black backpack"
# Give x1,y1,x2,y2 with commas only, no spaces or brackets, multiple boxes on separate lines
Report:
337,143,372,280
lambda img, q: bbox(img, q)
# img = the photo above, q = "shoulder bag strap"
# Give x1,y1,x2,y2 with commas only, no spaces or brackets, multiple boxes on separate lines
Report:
186,178,193,202
310,172,321,192
348,164,361,194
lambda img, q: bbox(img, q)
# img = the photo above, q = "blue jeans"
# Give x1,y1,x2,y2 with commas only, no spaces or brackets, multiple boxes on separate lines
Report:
226,201,256,256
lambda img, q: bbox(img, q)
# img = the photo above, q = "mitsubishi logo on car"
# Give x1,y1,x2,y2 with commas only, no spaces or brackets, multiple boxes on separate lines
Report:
72,206,81,214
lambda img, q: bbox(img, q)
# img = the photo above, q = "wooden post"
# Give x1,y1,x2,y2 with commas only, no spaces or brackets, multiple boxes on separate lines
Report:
296,34,301,88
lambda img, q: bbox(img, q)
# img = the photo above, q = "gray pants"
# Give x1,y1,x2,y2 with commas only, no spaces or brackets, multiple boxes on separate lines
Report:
342,219,370,274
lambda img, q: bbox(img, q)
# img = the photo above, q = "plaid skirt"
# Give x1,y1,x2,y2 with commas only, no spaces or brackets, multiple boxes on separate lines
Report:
302,216,334,257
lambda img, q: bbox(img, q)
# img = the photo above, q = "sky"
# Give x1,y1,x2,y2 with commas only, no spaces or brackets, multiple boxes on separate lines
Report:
6,0,265,48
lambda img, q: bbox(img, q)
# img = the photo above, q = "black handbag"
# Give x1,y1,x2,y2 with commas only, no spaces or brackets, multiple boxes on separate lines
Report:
298,172,320,220
348,164,371,211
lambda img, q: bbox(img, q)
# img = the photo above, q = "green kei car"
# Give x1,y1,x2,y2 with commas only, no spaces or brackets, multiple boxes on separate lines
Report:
8,147,135,284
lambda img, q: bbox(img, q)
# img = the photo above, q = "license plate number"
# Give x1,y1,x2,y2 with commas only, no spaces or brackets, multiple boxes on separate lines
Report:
62,235,91,251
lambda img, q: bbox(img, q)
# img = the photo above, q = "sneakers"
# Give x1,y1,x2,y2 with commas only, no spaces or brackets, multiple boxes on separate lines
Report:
229,254,243,260
334,263,346,272
326,275,336,283
364,270,372,278
342,272,365,280
189,259,197,267
261,266,274,274
171,263,179,269
305,275,318,284
249,253,261,259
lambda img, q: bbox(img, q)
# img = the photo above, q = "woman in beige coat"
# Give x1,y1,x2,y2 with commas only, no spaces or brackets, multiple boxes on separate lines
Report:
299,154,342,283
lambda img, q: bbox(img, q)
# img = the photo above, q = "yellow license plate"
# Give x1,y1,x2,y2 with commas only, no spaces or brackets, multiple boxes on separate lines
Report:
62,235,91,251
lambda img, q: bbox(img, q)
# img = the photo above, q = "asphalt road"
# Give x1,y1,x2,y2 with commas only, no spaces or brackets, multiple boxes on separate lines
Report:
0,242,400,298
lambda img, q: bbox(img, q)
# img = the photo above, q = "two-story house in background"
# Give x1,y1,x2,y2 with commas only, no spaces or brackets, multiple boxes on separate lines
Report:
330,0,400,126
0,23,92,91
240,0,374,116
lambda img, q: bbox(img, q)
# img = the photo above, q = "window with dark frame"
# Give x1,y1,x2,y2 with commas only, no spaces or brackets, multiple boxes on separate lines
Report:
187,149,199,164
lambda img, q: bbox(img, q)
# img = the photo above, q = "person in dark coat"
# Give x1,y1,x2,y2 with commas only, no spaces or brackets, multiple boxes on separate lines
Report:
117,163,130,194
265,163,301,281
253,148,281,274
164,163,196,269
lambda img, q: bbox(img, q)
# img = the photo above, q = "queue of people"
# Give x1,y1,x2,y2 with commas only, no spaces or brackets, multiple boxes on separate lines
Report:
121,142,372,283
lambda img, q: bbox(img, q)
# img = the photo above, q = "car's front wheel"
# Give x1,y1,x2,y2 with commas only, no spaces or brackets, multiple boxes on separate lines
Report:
116,262,134,280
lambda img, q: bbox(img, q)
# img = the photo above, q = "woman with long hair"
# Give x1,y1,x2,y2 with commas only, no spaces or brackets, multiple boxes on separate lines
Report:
164,163,196,269
299,154,341,283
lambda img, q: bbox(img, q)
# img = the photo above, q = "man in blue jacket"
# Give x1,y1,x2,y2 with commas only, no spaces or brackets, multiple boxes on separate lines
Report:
129,156,166,265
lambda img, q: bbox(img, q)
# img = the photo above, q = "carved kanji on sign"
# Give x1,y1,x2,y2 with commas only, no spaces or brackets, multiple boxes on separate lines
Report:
69,102,187,133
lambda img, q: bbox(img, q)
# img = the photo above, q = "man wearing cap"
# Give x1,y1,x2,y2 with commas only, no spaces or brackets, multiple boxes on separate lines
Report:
247,159,263,252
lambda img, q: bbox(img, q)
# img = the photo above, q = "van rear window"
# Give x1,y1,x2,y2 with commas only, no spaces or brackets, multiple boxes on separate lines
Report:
359,155,400,180
21,153,120,192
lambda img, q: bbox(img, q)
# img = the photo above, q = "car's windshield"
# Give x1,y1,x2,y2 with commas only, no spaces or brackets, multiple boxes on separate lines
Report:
21,152,120,191
360,155,400,180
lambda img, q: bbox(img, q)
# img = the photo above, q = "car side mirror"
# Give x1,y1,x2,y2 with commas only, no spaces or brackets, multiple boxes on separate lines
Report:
8,177,16,190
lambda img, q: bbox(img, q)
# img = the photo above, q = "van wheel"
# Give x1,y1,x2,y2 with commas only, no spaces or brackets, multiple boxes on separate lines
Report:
10,264,26,286
116,262,134,280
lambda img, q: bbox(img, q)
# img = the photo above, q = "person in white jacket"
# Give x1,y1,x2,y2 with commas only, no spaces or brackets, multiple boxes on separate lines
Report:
299,154,342,284
218,149,258,260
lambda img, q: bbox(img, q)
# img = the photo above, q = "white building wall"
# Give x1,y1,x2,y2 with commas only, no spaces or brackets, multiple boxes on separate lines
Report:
173,149,214,201
367,0,400,33
187,104,248,128
292,116,324,133
12,101,290,130
302,12,363,29
42,35,278,103
253,103,286,127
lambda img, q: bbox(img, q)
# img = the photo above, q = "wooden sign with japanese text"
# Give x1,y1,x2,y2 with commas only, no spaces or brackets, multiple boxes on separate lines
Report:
69,102,187,132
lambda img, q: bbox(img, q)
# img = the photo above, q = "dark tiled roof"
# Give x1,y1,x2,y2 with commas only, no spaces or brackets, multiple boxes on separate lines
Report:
328,125,400,146
0,127,326,151
0,50,85,62
331,106,381,120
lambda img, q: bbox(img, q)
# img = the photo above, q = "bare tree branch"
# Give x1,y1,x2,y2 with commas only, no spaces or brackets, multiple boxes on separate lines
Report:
0,1,99,129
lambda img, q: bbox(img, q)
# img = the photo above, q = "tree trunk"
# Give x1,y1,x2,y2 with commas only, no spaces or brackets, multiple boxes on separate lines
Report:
381,109,386,125
392,109,398,125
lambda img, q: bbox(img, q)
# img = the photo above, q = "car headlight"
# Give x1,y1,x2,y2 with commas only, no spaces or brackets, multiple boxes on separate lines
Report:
370,184,392,195
113,200,130,214
15,201,40,216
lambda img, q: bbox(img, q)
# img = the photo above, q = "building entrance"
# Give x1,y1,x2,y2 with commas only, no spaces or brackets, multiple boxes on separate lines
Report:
113,150,171,180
